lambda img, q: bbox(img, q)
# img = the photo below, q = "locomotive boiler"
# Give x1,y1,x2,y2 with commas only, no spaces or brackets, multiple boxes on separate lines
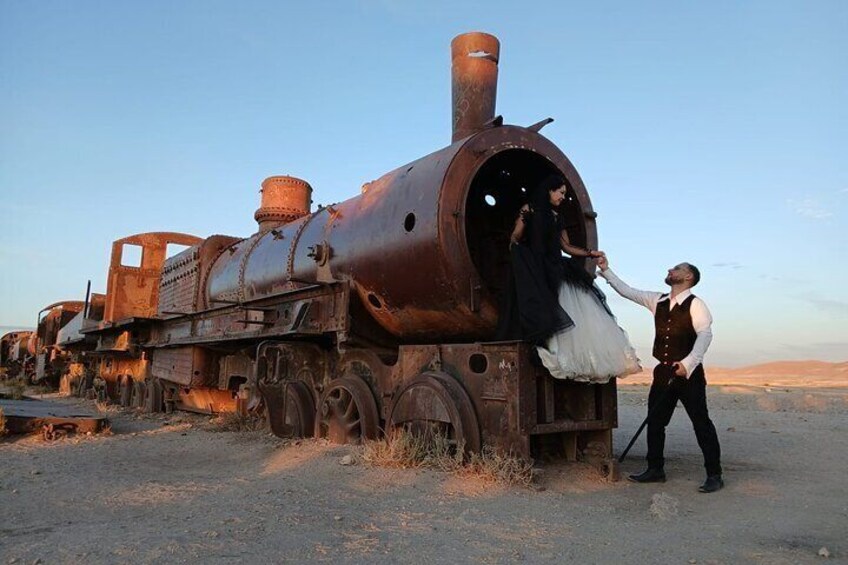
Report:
134,32,619,471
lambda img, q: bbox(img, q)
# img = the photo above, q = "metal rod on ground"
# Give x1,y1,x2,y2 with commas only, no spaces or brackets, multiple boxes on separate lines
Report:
618,375,677,463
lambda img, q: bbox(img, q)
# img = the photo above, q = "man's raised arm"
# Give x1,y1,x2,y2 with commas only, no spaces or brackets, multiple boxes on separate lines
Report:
596,255,662,314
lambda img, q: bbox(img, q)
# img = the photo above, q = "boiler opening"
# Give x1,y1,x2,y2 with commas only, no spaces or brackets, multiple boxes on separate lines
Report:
464,149,588,306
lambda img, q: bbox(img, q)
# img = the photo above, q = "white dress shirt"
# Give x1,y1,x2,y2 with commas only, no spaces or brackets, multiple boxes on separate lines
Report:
599,268,713,376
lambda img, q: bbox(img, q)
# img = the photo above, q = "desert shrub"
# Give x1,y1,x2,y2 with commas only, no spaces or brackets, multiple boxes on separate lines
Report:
7,377,26,400
207,410,267,433
363,427,534,487
0,407,7,436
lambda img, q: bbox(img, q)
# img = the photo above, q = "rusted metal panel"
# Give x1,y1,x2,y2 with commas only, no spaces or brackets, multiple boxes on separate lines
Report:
384,342,617,459
151,347,218,388
103,232,202,323
0,331,34,368
0,397,108,436
171,387,236,414
158,247,201,316
154,282,349,348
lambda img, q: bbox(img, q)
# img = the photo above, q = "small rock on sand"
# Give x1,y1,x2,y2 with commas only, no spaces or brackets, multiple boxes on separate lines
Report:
818,547,830,558
339,455,354,466
649,492,679,520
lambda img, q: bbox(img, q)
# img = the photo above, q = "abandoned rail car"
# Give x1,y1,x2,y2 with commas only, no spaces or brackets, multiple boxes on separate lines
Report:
0,330,35,377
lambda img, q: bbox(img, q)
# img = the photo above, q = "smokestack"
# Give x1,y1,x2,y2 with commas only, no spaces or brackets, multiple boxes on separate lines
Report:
451,32,500,143
255,176,312,232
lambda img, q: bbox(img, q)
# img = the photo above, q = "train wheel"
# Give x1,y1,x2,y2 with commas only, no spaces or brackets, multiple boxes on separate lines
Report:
144,378,163,413
388,371,481,455
264,381,316,439
318,376,379,445
131,379,146,409
119,375,133,407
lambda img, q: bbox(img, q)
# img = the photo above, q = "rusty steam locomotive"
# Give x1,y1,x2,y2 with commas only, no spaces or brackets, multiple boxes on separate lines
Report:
8,33,620,470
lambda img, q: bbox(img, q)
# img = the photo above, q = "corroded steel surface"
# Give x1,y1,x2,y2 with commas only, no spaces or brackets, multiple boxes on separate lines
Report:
0,397,108,436
0,331,34,366
255,176,312,232
103,232,202,323
451,32,500,142
203,126,596,344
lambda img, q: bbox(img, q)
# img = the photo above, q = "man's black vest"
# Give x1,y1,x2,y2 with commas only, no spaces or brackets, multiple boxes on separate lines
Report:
653,294,697,363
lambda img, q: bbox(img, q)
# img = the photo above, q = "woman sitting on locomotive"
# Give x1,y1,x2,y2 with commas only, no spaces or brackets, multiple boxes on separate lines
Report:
495,174,640,382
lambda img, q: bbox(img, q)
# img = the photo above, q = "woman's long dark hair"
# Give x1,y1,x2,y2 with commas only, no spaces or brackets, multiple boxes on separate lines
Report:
527,173,567,256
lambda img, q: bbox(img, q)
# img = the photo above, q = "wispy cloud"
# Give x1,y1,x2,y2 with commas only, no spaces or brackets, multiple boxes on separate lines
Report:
712,261,744,269
787,198,833,219
794,293,848,316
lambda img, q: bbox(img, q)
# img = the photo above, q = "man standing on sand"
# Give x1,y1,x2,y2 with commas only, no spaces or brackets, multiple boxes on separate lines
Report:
596,256,724,493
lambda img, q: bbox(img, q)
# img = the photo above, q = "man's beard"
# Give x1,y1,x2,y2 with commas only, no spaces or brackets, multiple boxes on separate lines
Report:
665,274,679,285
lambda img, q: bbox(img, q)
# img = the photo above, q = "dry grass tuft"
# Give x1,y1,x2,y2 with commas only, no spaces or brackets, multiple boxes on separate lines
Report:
363,427,535,487
459,447,536,488
207,411,268,433
7,377,27,400
0,407,7,437
95,400,121,414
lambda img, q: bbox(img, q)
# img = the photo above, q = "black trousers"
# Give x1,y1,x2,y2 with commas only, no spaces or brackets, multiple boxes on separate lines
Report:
647,363,722,476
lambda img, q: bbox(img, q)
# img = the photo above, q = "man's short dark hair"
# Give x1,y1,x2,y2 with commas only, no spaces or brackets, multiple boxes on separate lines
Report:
685,263,701,286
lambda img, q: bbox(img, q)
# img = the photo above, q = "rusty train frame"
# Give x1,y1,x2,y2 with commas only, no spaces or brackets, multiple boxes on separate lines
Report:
3,33,621,473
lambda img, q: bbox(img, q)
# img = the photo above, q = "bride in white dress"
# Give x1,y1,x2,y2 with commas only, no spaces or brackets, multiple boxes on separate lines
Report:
500,174,641,383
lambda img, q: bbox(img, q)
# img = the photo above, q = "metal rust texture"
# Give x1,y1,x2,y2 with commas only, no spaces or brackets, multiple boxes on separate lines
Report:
452,32,500,142
56,293,105,348
203,125,597,345
255,176,312,232
102,232,203,324
387,343,617,460
0,397,108,437
151,347,218,388
0,331,35,371
32,301,85,383
152,282,349,348
158,235,240,317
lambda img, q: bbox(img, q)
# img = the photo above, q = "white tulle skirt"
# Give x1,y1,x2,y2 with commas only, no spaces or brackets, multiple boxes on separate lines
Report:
537,281,641,383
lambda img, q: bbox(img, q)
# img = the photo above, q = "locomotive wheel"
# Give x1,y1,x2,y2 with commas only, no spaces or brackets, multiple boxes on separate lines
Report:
131,380,146,409
264,381,316,439
143,378,163,413
119,376,133,407
388,371,481,455
318,376,379,445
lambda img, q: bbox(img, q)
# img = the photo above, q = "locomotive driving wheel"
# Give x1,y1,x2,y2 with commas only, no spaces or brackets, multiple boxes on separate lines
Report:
119,375,133,407
131,379,146,409
318,376,379,445
388,371,482,455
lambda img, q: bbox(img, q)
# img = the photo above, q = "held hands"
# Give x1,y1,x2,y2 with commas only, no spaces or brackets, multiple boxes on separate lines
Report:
596,253,609,271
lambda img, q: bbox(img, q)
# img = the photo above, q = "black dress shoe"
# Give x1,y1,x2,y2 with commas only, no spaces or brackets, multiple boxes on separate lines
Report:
627,468,666,483
698,475,724,493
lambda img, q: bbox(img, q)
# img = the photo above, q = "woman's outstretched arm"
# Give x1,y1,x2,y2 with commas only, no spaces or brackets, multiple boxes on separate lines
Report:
559,229,602,258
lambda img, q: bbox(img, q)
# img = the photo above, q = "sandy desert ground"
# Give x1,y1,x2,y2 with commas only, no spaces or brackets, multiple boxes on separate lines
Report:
1,362,846,564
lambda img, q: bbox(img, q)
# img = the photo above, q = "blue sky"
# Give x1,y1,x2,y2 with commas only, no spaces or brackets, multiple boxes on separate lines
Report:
1,1,845,366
